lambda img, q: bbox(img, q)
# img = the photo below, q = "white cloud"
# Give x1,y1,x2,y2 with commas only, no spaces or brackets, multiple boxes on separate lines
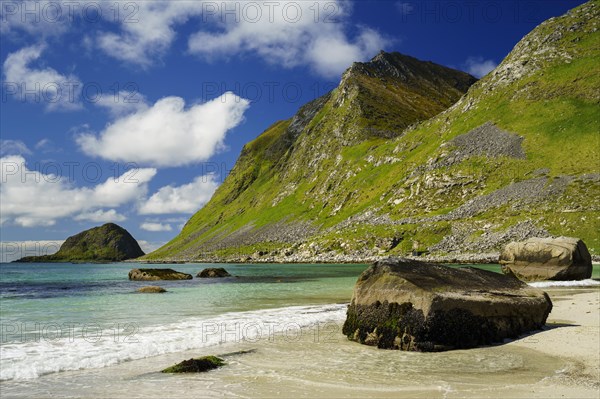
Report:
76,92,250,167
139,174,219,214
464,56,498,78
137,240,167,254
0,1,69,38
140,222,172,232
188,1,390,77
94,90,149,117
0,155,156,227
96,1,204,68
74,209,127,223
1,140,31,156
3,44,82,111
34,138,60,153
0,240,64,263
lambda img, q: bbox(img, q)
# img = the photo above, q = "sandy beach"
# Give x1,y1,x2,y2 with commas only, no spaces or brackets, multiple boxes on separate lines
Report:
502,288,600,399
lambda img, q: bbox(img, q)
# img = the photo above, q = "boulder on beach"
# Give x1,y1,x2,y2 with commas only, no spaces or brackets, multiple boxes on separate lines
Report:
197,268,232,278
128,268,192,281
499,237,592,281
137,286,167,293
342,258,552,352
162,356,225,373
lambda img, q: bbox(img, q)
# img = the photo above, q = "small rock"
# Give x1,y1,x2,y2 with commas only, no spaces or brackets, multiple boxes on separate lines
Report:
137,286,166,293
128,268,193,281
197,268,232,278
161,356,225,373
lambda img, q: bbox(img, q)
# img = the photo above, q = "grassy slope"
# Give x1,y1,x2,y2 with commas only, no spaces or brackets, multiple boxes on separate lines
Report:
149,1,599,260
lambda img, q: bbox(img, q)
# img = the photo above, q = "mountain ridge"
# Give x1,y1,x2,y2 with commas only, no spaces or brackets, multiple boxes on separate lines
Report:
148,0,599,263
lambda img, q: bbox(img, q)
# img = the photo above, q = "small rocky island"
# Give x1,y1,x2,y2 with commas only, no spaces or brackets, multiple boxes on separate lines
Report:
14,223,144,263
343,258,552,351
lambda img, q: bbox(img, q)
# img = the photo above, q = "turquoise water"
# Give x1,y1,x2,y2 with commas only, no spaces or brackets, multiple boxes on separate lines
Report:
1,262,598,383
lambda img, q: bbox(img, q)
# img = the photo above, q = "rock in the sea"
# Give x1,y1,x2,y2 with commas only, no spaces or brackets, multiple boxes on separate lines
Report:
162,356,225,373
197,268,232,278
14,223,144,263
342,258,552,351
499,237,592,281
137,286,167,293
128,268,192,281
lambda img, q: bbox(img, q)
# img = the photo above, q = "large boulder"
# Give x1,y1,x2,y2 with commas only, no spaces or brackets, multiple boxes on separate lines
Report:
499,237,592,281
128,268,192,281
342,258,552,352
197,268,232,278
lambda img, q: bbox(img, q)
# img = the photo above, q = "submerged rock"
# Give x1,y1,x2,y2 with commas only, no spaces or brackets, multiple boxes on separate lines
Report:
197,268,232,278
128,268,192,281
162,356,225,373
499,237,592,281
342,258,552,351
137,286,166,293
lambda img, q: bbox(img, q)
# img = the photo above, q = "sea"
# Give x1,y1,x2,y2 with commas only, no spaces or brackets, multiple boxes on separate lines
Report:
0,262,598,398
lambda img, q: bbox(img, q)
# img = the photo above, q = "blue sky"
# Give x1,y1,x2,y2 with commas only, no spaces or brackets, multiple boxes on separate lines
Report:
0,0,586,260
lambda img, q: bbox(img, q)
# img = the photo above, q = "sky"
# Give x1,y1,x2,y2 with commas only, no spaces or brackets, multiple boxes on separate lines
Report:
0,0,587,261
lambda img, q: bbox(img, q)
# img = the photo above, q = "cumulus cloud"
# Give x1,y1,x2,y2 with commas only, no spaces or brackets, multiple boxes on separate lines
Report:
188,1,390,77
3,45,82,111
76,92,250,167
94,90,149,117
1,140,31,156
139,174,219,214
140,222,172,232
74,209,127,223
96,1,204,67
464,56,498,78
0,155,156,227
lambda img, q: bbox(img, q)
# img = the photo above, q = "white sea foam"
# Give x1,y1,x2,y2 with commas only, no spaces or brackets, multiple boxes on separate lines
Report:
0,303,348,381
528,279,600,288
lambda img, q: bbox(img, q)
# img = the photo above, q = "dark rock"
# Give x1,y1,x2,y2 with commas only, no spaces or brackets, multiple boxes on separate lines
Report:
14,223,144,263
197,268,232,278
342,257,552,351
137,286,167,293
499,237,592,281
128,268,192,281
161,356,225,373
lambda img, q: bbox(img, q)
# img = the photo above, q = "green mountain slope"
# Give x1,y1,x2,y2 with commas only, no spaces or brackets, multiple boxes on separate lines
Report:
16,223,145,262
149,0,600,262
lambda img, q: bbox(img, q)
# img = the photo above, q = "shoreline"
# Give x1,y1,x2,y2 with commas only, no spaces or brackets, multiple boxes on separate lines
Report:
1,286,598,397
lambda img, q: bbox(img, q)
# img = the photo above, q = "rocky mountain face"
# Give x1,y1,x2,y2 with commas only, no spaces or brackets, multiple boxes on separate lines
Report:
148,1,599,263
16,223,144,262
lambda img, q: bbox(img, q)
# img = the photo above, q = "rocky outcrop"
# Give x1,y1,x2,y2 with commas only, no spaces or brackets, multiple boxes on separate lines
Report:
137,286,167,293
161,356,225,373
197,268,232,278
499,237,592,281
15,223,144,263
128,268,192,281
342,258,552,351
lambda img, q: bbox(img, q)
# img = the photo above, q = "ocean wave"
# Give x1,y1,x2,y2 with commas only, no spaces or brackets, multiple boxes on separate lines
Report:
0,303,348,381
528,279,600,288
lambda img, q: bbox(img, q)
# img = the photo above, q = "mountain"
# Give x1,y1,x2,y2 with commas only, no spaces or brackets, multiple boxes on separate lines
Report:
148,0,599,263
15,223,145,262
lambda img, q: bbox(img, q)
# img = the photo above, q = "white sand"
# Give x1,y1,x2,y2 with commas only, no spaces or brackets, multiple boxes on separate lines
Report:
504,289,600,398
